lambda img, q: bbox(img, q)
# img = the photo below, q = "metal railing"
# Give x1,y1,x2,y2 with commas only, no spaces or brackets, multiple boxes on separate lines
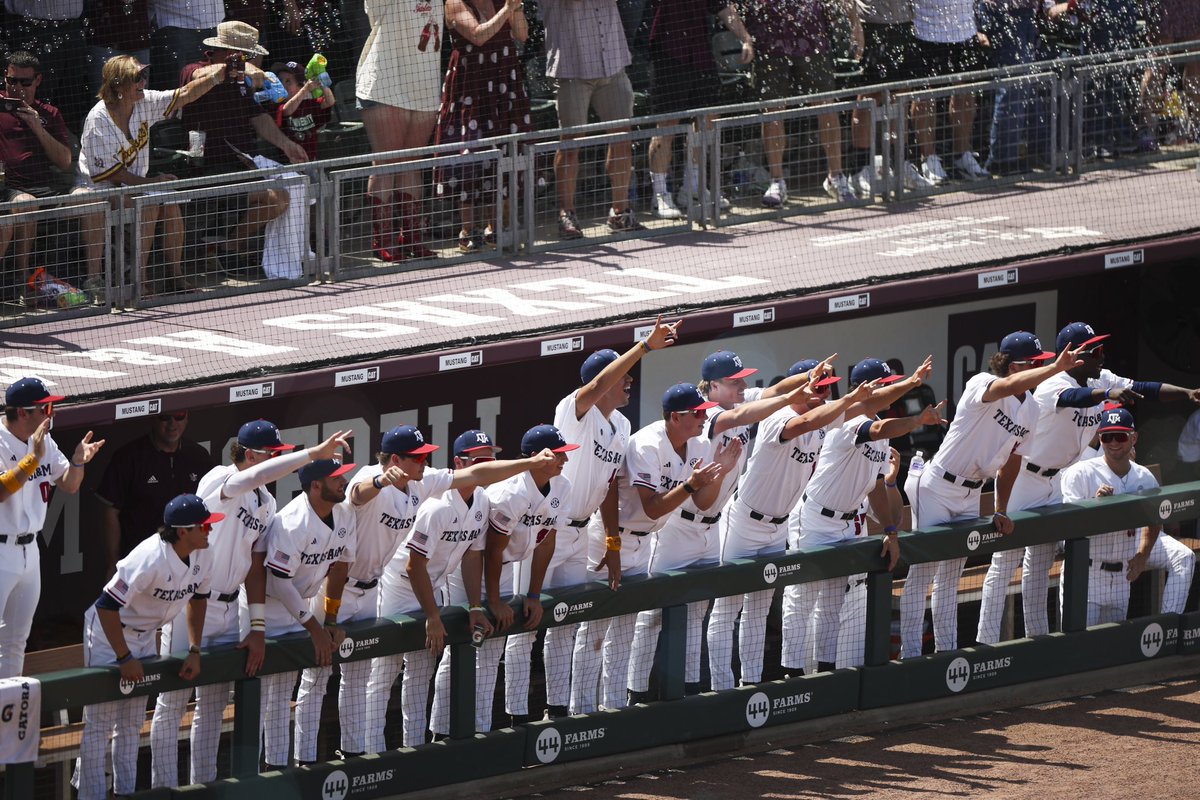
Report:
4,481,1199,800
1,44,1197,325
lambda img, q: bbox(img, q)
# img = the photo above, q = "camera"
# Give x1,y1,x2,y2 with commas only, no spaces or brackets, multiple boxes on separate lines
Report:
225,52,245,83
0,98,22,113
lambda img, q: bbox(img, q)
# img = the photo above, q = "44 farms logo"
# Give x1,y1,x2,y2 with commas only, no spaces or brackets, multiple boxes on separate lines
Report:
944,655,1013,693
321,767,397,800
1157,497,1196,521
534,725,607,763
1138,622,1177,657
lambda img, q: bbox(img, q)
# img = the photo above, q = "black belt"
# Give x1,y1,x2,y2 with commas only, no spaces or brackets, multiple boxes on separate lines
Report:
352,578,378,590
1090,560,1124,572
619,527,651,537
680,509,721,525
121,623,150,634
215,590,239,603
0,534,35,545
567,518,589,528
938,469,984,490
1026,461,1060,478
802,495,856,521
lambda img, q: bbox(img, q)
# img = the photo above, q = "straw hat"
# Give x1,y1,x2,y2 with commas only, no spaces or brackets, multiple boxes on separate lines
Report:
202,21,269,56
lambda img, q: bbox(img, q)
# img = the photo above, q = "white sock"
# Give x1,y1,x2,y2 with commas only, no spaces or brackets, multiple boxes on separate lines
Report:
650,171,668,196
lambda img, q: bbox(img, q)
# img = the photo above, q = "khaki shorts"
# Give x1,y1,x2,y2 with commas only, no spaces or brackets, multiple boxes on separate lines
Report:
555,72,634,128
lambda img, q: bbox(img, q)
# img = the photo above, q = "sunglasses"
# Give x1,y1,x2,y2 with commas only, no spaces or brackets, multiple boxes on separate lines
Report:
22,402,53,416
4,76,35,87
157,412,187,422
246,447,280,457
468,456,495,464
1099,431,1130,444
1082,344,1105,357
674,409,707,419
175,522,213,532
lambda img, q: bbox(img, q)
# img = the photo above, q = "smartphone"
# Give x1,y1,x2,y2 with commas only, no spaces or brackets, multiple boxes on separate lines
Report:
225,52,246,83
0,98,22,113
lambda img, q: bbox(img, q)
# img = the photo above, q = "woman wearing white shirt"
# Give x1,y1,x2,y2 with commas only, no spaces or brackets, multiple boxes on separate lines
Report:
77,55,222,296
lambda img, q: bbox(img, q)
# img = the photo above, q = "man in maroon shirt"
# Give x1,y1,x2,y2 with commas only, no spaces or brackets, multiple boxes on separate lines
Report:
178,22,308,267
0,52,74,290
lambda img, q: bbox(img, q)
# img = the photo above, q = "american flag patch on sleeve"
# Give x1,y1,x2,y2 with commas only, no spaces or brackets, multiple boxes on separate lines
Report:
414,531,429,544
273,551,290,564
637,472,652,483
493,511,511,527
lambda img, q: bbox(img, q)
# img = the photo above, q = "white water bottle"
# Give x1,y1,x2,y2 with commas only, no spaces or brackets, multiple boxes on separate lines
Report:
909,450,926,476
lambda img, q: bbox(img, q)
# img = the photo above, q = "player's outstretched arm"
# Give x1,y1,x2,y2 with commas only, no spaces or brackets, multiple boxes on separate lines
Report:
224,429,351,499
576,315,681,417
981,345,1085,402
866,399,947,441
784,378,879,440
59,430,106,494
451,448,556,490
760,353,836,400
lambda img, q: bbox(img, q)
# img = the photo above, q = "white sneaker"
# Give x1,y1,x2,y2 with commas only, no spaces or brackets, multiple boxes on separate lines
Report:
922,154,948,185
903,160,935,190
955,151,991,181
653,192,683,220
823,174,855,203
762,179,788,208
851,165,875,198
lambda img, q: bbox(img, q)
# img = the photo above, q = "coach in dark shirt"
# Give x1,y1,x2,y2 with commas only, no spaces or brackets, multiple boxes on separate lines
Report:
96,411,212,578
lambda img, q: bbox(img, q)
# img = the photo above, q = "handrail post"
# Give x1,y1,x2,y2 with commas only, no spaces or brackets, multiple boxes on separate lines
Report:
655,604,687,700
231,676,262,777
864,570,893,667
448,642,477,739
1061,538,1090,633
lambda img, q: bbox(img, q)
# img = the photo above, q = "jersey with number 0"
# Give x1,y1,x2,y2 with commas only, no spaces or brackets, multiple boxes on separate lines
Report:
196,463,276,595
804,414,889,514
931,372,1039,480
78,89,180,186
488,473,571,563
553,390,630,521
619,421,709,534
355,465,455,586
737,405,834,519
1060,456,1158,562
265,494,356,599
103,534,212,631
1017,369,1133,470
0,423,68,535
392,486,489,590
700,387,764,514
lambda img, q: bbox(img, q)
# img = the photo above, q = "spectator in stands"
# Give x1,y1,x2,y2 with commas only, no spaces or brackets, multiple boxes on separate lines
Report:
178,22,308,269
0,52,74,295
977,0,1045,175
439,0,532,252
95,410,212,580
356,1,443,262
543,0,645,239
85,0,153,103
1149,0,1200,143
77,56,226,296
745,0,865,207
645,0,754,220
3,1,88,129
271,60,336,162
1178,408,1200,483
1067,0,1142,157
146,0,222,92
909,0,991,182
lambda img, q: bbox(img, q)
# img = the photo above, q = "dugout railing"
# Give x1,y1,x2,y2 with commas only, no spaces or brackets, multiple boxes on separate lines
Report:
1,43,1198,324
4,480,1199,800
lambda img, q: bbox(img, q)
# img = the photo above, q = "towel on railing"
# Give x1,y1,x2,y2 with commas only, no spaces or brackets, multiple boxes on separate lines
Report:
251,155,309,280
0,676,40,764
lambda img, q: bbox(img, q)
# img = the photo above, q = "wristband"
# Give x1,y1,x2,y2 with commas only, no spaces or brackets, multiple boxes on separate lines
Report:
0,469,22,494
526,592,541,601
250,619,266,632
249,602,266,622
884,481,897,488
372,475,384,490
682,482,697,494
883,525,898,535
116,651,133,665
1104,388,1111,400
188,645,201,655
640,339,652,354
16,454,39,478
469,605,485,612
70,460,85,469
994,510,1009,517
324,618,339,628
324,596,342,617
605,534,622,552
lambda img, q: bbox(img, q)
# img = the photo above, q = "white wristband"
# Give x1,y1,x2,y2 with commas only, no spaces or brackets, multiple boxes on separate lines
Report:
249,602,265,621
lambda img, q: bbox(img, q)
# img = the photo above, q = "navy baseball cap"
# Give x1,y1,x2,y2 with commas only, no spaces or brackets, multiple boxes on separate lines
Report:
163,494,225,527
5,377,65,407
1056,321,1110,353
237,419,295,452
850,358,905,387
662,383,719,413
701,350,757,381
1000,331,1054,362
381,425,439,456
1098,406,1135,432
580,349,619,384
453,429,501,457
298,458,355,487
520,424,580,455
787,359,840,387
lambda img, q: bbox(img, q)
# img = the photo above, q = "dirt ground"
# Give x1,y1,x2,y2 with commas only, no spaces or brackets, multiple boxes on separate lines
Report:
523,676,1200,800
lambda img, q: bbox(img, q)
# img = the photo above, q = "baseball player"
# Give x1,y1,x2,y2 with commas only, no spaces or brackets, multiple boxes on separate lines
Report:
630,354,832,700
0,377,103,679
787,358,945,677
550,319,678,719
1058,407,1161,625
73,494,216,800
977,322,1200,643
151,421,350,787
475,424,576,728
261,458,356,768
366,430,496,747
898,332,1082,659
361,425,556,752
576,384,727,714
